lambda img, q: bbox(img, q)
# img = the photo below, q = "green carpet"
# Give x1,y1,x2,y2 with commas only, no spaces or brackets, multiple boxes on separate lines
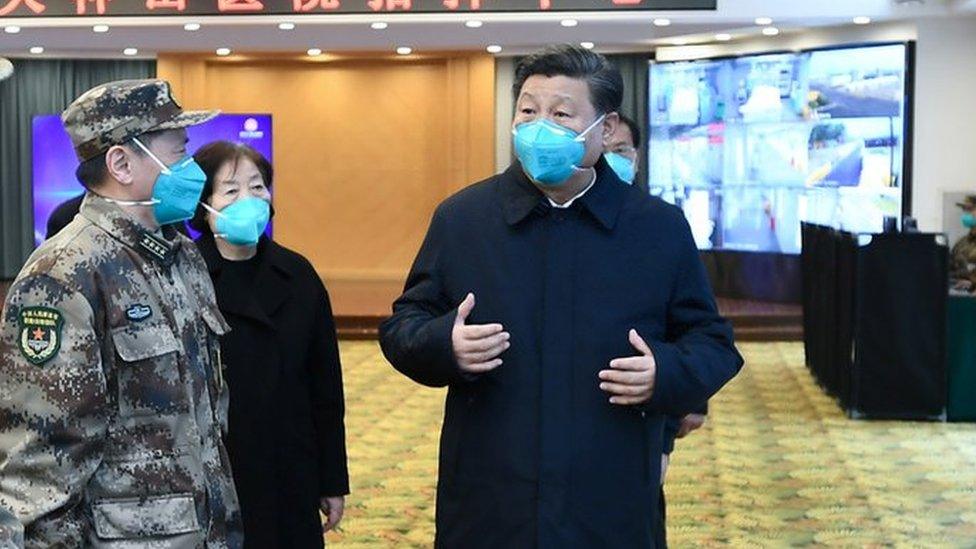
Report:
326,341,976,547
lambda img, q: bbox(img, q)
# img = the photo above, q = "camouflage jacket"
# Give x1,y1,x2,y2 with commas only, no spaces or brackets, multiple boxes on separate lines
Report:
0,194,242,548
950,232,976,285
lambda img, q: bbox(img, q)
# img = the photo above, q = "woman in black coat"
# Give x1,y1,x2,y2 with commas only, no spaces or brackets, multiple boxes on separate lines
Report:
191,141,349,548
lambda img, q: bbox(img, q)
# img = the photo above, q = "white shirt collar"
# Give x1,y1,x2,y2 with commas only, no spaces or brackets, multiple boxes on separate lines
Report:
547,169,597,209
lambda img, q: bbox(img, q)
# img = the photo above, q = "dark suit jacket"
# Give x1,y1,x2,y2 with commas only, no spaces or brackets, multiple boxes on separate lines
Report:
380,158,743,549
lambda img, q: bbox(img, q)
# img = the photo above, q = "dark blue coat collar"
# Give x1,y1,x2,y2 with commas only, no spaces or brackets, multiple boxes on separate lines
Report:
500,156,627,231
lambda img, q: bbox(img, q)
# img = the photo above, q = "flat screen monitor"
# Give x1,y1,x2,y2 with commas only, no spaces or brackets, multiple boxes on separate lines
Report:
31,113,273,246
648,43,911,254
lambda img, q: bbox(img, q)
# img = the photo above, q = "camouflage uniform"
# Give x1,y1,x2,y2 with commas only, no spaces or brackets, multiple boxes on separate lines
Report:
0,80,242,548
950,195,976,289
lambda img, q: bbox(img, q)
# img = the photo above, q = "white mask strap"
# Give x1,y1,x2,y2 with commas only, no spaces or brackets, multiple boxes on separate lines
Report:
131,136,172,174
574,113,607,142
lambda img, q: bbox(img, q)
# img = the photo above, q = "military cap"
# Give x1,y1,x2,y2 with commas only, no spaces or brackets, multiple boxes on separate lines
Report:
62,79,218,162
956,195,976,210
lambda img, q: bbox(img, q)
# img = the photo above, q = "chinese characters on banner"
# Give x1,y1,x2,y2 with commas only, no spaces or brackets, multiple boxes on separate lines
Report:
0,0,713,16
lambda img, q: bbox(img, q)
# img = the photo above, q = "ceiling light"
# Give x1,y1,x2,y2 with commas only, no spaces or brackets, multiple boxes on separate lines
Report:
715,33,732,41
184,22,201,31
580,41,595,49
278,22,296,30
755,17,773,26
371,22,388,30
216,47,232,56
396,46,412,55
465,20,483,28
486,45,502,53
653,18,671,27
853,16,871,25
4,25,21,34
560,19,578,27
123,48,138,56
307,48,323,56
93,24,109,33
30,46,44,54
762,26,780,36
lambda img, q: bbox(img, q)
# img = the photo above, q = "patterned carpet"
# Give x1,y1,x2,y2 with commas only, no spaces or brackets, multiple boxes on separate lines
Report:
325,341,976,548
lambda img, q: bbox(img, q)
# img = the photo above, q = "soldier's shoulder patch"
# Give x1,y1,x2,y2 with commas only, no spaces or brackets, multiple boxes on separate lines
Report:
18,306,64,365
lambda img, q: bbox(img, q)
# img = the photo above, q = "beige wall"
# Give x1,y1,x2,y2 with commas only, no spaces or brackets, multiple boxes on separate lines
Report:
158,52,496,315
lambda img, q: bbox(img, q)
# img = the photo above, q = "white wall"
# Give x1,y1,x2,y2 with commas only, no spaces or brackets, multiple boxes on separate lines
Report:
912,16,976,233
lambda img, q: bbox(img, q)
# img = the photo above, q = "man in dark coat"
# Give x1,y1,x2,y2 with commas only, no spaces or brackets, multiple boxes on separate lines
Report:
380,45,743,548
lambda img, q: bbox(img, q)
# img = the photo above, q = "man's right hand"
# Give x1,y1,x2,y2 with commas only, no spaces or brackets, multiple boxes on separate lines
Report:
452,293,509,374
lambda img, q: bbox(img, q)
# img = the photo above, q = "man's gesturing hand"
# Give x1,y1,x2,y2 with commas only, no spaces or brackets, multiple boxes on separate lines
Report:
452,293,510,374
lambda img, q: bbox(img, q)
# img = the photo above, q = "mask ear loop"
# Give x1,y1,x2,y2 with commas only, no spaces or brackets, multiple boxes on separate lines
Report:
567,113,608,176
130,136,173,175
200,201,230,241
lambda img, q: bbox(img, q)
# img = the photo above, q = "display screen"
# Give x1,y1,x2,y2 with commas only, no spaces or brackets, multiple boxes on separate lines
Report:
31,113,273,246
648,43,909,254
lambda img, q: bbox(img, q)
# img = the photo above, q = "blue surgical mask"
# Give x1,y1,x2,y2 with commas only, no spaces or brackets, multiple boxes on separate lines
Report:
131,137,207,226
963,212,976,229
512,114,606,185
203,197,271,246
604,152,636,184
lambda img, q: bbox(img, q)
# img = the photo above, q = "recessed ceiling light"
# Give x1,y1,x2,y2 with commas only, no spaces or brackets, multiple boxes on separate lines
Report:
853,16,871,25
30,46,44,54
653,18,671,27
465,20,483,28
4,25,21,34
278,22,296,30
715,33,732,41
93,24,109,33
183,22,201,31
123,48,138,56
307,48,322,56
755,17,773,26
216,47,232,56
486,45,502,54
371,22,388,30
396,46,412,55
580,41,595,49
560,19,578,27
762,27,780,36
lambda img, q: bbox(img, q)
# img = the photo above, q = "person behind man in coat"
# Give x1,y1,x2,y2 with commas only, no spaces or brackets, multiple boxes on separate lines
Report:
380,44,743,548
605,113,709,547
190,141,349,548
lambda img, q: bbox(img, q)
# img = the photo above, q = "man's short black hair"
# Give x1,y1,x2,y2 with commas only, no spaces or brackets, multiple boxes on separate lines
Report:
513,44,624,115
74,130,164,190
618,113,642,150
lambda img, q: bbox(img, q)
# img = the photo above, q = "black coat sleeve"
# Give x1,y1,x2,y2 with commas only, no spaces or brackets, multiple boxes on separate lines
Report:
644,214,744,417
306,276,350,498
379,208,466,388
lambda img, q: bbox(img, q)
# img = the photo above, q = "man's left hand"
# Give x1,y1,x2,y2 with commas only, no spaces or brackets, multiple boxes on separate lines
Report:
321,496,345,533
676,413,706,439
599,329,656,406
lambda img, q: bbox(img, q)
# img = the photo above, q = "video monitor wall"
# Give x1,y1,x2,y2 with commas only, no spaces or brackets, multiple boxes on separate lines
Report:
648,43,911,254
32,113,273,247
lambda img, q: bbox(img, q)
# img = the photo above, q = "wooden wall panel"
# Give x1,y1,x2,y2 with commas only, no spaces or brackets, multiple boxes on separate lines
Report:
158,53,496,316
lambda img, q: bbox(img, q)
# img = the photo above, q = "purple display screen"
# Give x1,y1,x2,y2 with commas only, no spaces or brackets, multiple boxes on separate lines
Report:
32,113,273,246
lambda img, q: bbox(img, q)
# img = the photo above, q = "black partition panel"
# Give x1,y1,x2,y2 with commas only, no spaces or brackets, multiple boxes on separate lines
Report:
851,233,949,420
800,223,948,420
